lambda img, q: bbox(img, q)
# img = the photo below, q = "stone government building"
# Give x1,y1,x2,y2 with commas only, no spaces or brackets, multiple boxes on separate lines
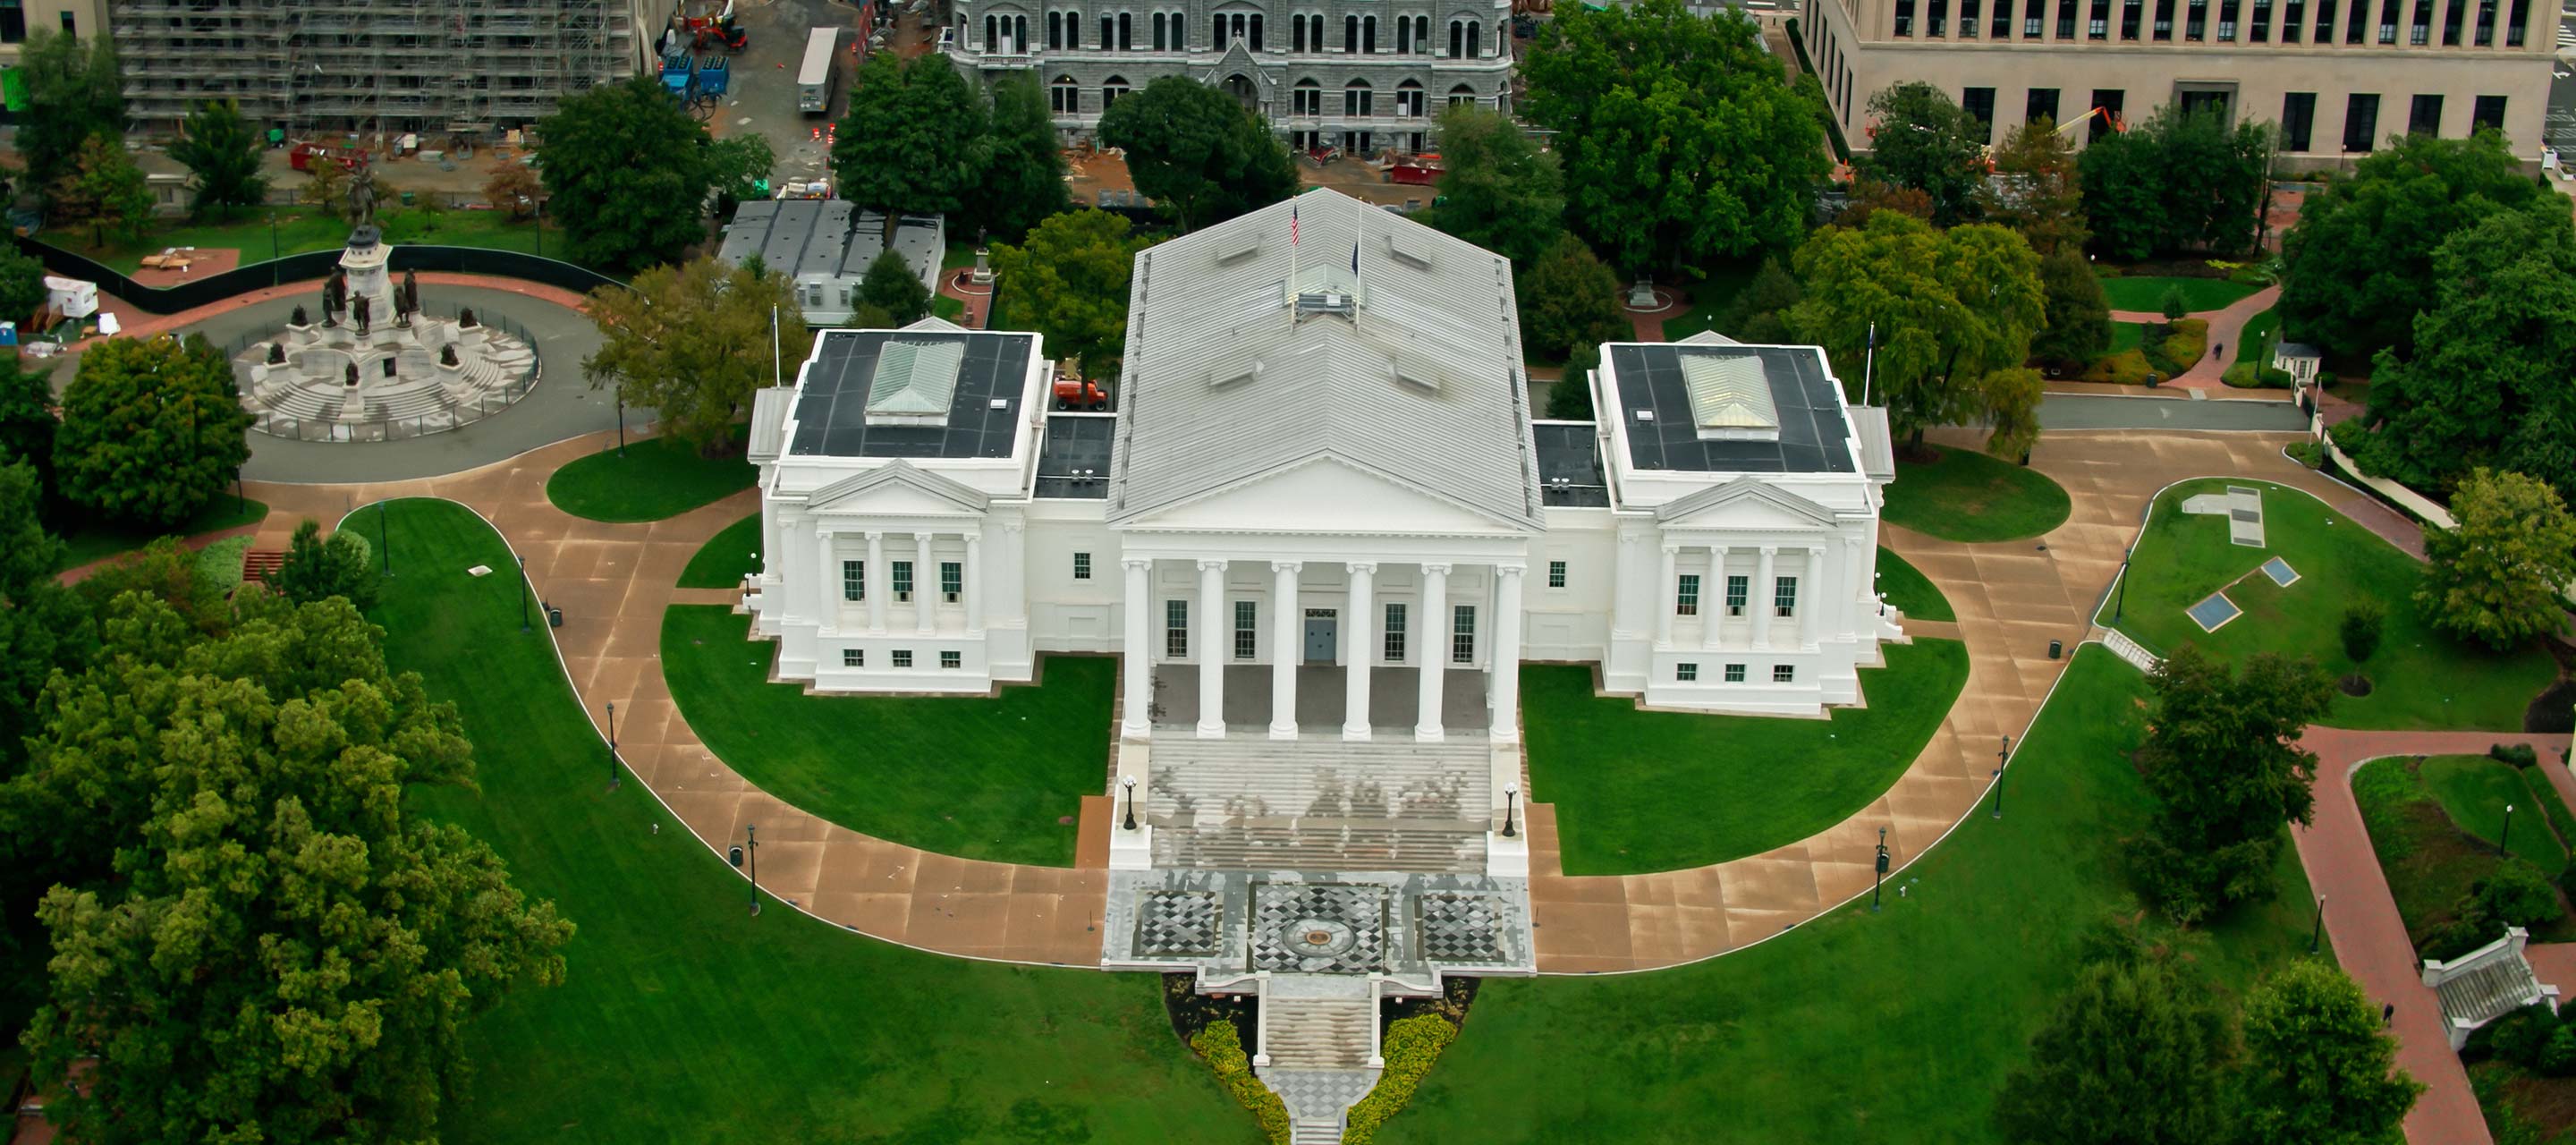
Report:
945,0,1516,151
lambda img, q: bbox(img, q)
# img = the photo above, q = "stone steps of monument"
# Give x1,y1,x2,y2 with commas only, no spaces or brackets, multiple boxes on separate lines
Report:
1254,978,1381,1144
1262,997,1376,1069
1152,820,1486,874
1150,739,1490,825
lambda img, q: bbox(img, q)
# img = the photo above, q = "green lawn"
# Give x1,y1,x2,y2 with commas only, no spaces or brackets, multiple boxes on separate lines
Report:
660,606,1106,866
1525,639,1970,875
2099,479,2556,730
54,496,269,572
678,513,762,589
1657,255,1768,342
2236,308,2279,365
60,205,554,276
2108,321,2147,354
2355,754,2576,950
1875,547,1956,623
544,432,757,523
1385,649,2322,1144
2097,275,2263,313
1882,446,2073,543
370,498,1253,1144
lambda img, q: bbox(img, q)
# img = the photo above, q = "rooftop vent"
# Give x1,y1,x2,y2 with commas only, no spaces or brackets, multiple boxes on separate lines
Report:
1679,352,1780,442
864,339,965,427
1216,230,1262,265
1294,292,1357,318
1384,231,1435,270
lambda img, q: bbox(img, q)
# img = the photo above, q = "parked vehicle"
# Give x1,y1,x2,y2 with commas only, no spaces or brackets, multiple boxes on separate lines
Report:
1054,373,1109,411
797,28,840,114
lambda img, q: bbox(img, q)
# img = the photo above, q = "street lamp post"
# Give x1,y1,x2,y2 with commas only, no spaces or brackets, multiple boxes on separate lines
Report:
615,386,627,456
1873,826,1890,912
606,700,620,790
2502,802,2514,856
517,555,530,632
746,823,760,915
2309,894,2326,954
1989,736,2012,819
377,499,392,577
1502,783,1520,838
2114,547,2133,621
1120,776,1138,830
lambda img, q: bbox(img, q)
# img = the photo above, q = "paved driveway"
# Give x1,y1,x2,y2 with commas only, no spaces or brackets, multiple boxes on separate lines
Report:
2041,393,2312,432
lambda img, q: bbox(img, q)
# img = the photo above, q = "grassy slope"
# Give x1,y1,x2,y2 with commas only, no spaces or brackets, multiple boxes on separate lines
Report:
543,434,757,523
2237,309,2279,364
2100,479,2555,730
2355,755,2576,949
54,497,270,572
660,606,1106,866
1882,447,2073,543
1525,639,1970,875
2420,754,2572,876
678,513,762,589
373,498,1253,1145
2098,276,2263,312
2109,321,2147,353
1385,649,2320,1144
1875,547,1956,623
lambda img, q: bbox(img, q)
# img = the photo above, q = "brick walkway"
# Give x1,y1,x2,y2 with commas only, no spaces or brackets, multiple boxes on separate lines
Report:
2108,284,2281,392
936,271,993,330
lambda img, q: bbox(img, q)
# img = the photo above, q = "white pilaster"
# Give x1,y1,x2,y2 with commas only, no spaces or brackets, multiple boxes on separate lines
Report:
1752,545,1777,648
1416,563,1450,742
1198,559,1227,738
1802,546,1825,648
1490,564,1523,742
865,531,888,632
1343,562,1376,741
1654,544,1678,646
913,531,936,633
1269,560,1301,739
1121,558,1151,739
1702,545,1728,651
817,528,840,629
965,533,985,634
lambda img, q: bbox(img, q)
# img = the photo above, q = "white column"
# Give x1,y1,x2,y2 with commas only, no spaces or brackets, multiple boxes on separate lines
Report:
1416,563,1450,742
1702,545,1728,651
1490,564,1523,741
817,529,840,627
865,531,888,632
1269,560,1302,740
1802,546,1824,648
1343,562,1376,741
1654,545,1678,646
1121,558,1151,739
1197,560,1227,738
913,532,936,633
964,533,985,634
1752,546,1777,648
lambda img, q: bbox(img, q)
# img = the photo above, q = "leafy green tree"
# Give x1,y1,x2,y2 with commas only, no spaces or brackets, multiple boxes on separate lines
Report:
970,74,1072,243
54,335,254,529
1097,76,1295,231
1429,106,1565,267
535,76,717,273
70,536,228,637
8,592,574,1143
2354,209,2576,502
1522,0,1826,274
0,355,57,505
1994,962,2240,1145
2158,284,2190,321
1979,116,2089,255
857,247,931,325
1546,344,1601,420
2280,130,2564,358
1518,234,1631,361
2419,468,2576,651
2134,646,2334,924
2236,961,2424,1145
0,462,95,767
834,52,990,230
1857,81,1988,226
990,208,1149,373
269,518,378,612
2031,248,2111,368
168,99,267,219
582,257,810,455
1787,212,2046,448
705,133,776,216
0,241,49,327
1714,257,1801,344
15,30,125,199
2339,599,2384,664
1982,365,2045,462
2072,124,2166,262
2078,106,2270,260
51,133,155,245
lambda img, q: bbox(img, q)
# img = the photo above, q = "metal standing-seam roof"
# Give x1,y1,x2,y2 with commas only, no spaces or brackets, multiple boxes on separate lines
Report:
1107,190,1543,531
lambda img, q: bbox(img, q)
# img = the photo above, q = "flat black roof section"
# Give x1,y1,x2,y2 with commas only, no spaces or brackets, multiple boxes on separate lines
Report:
1035,413,1115,499
1532,422,1610,508
788,330,1033,459
1609,344,1857,475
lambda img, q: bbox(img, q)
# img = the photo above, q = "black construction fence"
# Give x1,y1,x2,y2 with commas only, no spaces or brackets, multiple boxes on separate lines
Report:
10,233,627,318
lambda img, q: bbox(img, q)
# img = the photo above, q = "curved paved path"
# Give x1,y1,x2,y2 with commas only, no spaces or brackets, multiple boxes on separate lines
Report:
2108,284,2281,391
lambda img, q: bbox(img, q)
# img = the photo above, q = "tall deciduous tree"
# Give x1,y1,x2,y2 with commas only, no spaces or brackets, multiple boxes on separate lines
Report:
1980,116,2089,255
269,518,378,612
2078,105,2271,260
857,247,931,325
1097,76,1295,231
535,76,717,273
16,30,125,199
53,335,254,529
0,242,46,327
970,74,1073,243
1994,962,2241,1145
2419,468,2576,651
705,133,777,216
1517,233,1630,361
1521,0,1826,274
2031,247,2112,369
583,257,810,455
1429,106,1565,267
990,208,1148,372
0,355,57,504
2236,961,2424,1145
1857,81,1989,226
2279,131,2563,358
2134,646,2333,924
834,53,990,230
0,462,94,769
1787,212,2046,448
8,592,573,1143
51,133,155,245
168,99,267,219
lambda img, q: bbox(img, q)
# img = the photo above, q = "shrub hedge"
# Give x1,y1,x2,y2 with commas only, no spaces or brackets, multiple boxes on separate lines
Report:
194,534,255,592
1343,1014,1460,1145
1190,1019,1291,1144
2145,318,2207,376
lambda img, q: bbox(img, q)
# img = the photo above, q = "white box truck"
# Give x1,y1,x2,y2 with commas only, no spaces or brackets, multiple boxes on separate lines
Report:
797,29,838,114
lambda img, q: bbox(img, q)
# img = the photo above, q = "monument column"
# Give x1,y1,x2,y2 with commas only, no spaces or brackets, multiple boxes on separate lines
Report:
1654,544,1678,646
1121,558,1152,739
964,533,985,635
1416,564,1451,742
1197,560,1227,737
1752,546,1778,648
1342,562,1376,741
1490,564,1524,742
914,532,936,632
865,532,888,632
1269,561,1302,740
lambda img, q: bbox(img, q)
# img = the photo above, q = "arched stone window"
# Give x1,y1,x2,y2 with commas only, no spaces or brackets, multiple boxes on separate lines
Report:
1395,78,1423,117
1050,74,1078,113
1343,78,1373,117
1292,77,1322,115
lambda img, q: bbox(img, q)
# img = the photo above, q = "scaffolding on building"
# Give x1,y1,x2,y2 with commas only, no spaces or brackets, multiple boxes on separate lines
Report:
109,0,642,139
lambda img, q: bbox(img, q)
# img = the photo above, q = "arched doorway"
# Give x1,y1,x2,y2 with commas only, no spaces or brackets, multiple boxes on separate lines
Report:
1223,73,1258,110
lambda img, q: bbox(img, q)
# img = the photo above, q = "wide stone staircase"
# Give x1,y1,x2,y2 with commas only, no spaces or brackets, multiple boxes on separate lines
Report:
1257,975,1381,1145
1148,738,1491,874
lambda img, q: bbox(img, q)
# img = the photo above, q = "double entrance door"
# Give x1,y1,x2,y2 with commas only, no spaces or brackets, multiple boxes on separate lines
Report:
1302,607,1337,663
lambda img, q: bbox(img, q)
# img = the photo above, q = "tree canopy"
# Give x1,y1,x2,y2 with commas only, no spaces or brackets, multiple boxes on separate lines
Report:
582,257,810,454
51,133,155,245
1518,233,1631,361
2278,130,2563,357
706,133,778,216
835,52,990,228
0,462,94,764
1429,106,1566,267
169,99,268,219
857,247,932,326
2236,961,2423,1144
1787,212,2045,449
1521,0,1827,274
15,30,125,199
990,208,1149,373
2031,247,2112,369
2134,645,2333,924
1980,116,2089,255
1856,81,1988,226
0,353,57,505
1097,76,1296,231
1993,962,2241,1145
2419,468,2576,651
270,518,379,613
53,335,254,528
970,74,1074,243
2078,105,2271,261
535,76,720,273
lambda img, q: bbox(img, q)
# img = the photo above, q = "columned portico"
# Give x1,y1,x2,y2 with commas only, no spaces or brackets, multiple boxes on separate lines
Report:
1269,561,1301,739
1122,558,1152,740
1490,564,1523,741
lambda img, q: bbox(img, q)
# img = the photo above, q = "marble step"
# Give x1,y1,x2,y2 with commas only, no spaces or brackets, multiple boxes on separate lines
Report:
1154,821,1486,874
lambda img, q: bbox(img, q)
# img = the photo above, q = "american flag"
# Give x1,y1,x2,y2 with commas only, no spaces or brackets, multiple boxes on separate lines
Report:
1290,201,1300,246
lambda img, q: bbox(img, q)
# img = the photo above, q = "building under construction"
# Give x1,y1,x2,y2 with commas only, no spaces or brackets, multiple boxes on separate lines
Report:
109,0,682,135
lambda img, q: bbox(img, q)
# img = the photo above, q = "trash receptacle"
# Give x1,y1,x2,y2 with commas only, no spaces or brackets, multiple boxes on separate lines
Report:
547,605,564,628
2048,639,2063,659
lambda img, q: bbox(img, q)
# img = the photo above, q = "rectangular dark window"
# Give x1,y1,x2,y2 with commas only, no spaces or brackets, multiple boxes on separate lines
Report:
2092,89,2125,140
1345,13,1359,50
1384,603,1407,662
1675,573,1701,617
2154,0,2174,38
1165,599,1189,658
843,559,866,601
1896,0,1916,33
2251,0,2272,38
1119,12,1131,47
1250,13,1262,49
2472,95,2507,132
2442,0,2462,41
2187,0,2207,35
2283,0,2304,38
2347,0,2369,40
1962,87,1996,141
2281,91,2317,150
1774,576,1800,618
843,648,863,667
2474,0,2494,43
1967,0,1988,36
1773,664,1796,683
1678,663,1699,682
2312,0,2334,39
941,562,962,603
2344,93,2381,152
893,649,914,668
1452,605,1476,665
1234,600,1257,659
2059,0,2079,35
2410,0,2432,39
1,2,27,44
941,650,962,669
2026,88,2061,127
893,561,914,601
1929,0,1947,35
2377,0,2399,39
1724,575,1749,616
1073,552,1091,581
2409,94,2442,136
2506,0,2527,43
1547,560,1567,589
2121,0,2142,35
1103,14,1114,47
1724,663,1747,683
2090,0,2112,36
1213,13,1226,47
2218,0,2239,37
1359,13,1372,50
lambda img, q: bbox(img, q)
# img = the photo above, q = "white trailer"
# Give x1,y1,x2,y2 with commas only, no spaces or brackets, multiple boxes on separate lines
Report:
796,29,839,114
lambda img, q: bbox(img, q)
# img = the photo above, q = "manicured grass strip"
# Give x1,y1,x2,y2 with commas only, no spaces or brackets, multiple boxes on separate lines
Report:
543,432,756,523
2099,479,2555,731
1881,447,2072,543
1385,648,2320,1145
2521,764,2576,862
661,606,1104,866
1525,638,1970,876
2097,275,2262,313
2354,755,2574,950
2420,754,2569,876
370,498,1255,1144
2236,308,2278,365
54,497,269,572
677,513,762,589
2108,321,2146,354
1875,547,1955,623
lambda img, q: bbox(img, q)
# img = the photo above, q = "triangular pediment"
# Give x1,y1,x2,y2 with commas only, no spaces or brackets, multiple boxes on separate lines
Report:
1122,453,1524,535
804,459,990,516
1657,476,1839,528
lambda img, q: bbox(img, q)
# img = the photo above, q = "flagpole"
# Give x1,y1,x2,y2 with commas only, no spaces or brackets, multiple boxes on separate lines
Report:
1861,321,1877,407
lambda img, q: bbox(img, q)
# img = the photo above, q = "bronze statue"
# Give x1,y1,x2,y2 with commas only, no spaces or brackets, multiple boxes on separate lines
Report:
352,293,371,336
459,306,477,329
322,269,347,327
347,166,378,227
266,342,284,365
344,361,360,387
396,270,419,327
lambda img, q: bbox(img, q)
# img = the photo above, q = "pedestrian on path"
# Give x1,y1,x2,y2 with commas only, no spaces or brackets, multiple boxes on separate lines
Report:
2214,342,2224,360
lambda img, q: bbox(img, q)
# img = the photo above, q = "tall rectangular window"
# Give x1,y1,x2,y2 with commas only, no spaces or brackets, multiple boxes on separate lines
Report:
1384,603,1407,662
1165,599,1189,658
2026,88,2062,127
1963,0,1984,36
941,562,962,602
1896,0,1916,33
2505,0,2527,44
1774,576,1800,618
2281,91,2317,150
2154,0,2174,38
1214,13,1227,47
1962,87,1996,141
1233,600,1258,659
2442,0,2462,42
843,560,866,601
2346,0,2368,40
2059,0,2079,36
2410,0,2432,39
2343,93,2381,152
1675,573,1701,617
1929,0,1948,35
2473,0,2494,43
893,561,914,601
1452,605,1476,665
2187,0,2207,35
2283,0,2304,38
1120,12,1132,47
1724,575,1749,617
1104,14,1116,47
1073,552,1092,580
2312,0,2334,40
1547,560,1567,589
2119,0,2141,35
1360,13,1374,50
2409,93,2443,137
0,2,25,44
1345,13,1360,50
2472,95,2507,132
2089,0,2111,36
2218,0,2239,38
2377,0,2399,39
2251,0,2272,38
2092,89,2125,140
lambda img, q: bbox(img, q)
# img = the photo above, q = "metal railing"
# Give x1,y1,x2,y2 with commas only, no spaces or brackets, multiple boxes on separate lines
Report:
233,308,544,442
